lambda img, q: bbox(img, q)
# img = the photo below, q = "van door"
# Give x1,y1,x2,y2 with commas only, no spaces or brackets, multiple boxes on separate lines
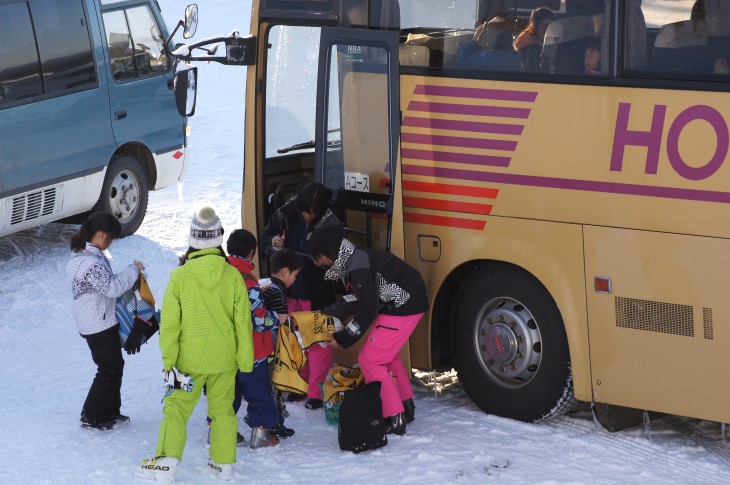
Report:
100,3,183,185
314,28,402,256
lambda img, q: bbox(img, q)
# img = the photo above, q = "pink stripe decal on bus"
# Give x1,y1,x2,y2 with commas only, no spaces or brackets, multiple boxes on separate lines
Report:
403,116,524,135
402,148,511,167
407,101,531,119
403,196,493,215
402,164,730,204
401,133,517,151
402,180,499,199
413,85,538,103
404,211,487,230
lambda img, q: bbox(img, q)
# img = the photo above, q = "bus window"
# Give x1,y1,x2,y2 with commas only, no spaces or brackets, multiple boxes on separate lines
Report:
0,3,42,105
624,0,726,78
262,25,321,221
322,44,392,196
31,0,95,94
400,0,610,77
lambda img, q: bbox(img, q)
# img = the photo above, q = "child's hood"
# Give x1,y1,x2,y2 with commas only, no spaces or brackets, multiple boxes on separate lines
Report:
184,249,230,288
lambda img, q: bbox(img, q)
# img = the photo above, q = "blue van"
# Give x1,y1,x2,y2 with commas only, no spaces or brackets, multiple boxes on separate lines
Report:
0,0,197,236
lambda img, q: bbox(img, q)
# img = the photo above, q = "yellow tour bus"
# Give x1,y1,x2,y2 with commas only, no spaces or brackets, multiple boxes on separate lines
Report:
240,0,730,427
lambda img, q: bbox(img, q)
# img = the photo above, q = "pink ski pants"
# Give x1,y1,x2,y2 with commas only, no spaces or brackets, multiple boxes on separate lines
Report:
359,312,424,417
287,298,333,399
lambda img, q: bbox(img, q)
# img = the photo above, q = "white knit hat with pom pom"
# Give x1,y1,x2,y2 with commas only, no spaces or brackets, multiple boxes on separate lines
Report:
189,206,224,249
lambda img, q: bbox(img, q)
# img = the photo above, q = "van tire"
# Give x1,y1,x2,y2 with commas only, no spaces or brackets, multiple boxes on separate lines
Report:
453,264,575,422
97,154,148,237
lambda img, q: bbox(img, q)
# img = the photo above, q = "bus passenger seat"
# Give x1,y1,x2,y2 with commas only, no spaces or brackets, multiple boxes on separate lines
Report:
399,44,430,66
625,0,647,70
540,16,596,75
653,20,708,73
705,0,730,73
442,32,466,68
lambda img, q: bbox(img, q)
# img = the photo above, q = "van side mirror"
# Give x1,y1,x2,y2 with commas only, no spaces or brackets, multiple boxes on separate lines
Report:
174,67,198,117
183,4,198,39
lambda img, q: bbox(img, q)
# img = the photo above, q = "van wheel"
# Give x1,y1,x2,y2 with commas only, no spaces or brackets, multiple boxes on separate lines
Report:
97,154,148,237
453,264,575,422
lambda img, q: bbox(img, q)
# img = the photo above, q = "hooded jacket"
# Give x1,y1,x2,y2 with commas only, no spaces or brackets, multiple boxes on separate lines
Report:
160,248,253,374
66,243,140,336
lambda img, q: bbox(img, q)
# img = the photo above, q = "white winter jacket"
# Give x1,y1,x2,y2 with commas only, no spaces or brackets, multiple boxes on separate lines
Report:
66,243,140,336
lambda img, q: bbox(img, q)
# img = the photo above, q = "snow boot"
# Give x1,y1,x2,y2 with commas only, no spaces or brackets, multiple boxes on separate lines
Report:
249,426,279,449
270,422,295,439
80,413,115,430
114,414,130,426
305,398,323,410
208,458,233,481
135,456,179,483
403,398,415,424
386,412,406,436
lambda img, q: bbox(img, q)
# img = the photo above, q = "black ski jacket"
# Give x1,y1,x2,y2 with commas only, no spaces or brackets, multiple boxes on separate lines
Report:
322,239,429,348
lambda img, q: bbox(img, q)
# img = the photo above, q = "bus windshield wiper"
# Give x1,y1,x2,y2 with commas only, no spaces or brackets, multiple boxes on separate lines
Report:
276,128,341,154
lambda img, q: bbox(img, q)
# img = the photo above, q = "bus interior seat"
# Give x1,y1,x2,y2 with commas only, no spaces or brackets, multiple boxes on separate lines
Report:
399,44,430,66
625,0,648,70
442,31,469,68
540,16,596,75
704,0,730,72
653,19,708,73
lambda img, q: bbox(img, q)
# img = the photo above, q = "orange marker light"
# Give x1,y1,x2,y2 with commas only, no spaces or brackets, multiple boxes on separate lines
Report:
594,276,612,294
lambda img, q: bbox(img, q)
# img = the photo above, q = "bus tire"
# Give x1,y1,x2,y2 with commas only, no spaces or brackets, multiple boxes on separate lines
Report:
97,154,148,237
453,264,575,422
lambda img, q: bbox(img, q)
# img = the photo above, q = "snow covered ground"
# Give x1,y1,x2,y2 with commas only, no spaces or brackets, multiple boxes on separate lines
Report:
2,1,730,484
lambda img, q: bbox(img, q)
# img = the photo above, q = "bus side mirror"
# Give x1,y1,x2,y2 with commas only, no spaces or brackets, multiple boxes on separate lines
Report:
174,67,198,117
225,35,256,65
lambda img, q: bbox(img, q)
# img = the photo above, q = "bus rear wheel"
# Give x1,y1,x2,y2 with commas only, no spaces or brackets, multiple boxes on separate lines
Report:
453,264,575,422
97,154,148,237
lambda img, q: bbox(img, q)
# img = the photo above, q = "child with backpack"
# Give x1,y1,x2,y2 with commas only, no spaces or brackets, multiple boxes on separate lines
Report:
308,225,429,436
136,206,253,482
225,229,296,448
66,211,144,430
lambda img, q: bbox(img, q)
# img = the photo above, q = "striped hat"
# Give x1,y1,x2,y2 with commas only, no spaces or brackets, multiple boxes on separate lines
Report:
189,206,224,249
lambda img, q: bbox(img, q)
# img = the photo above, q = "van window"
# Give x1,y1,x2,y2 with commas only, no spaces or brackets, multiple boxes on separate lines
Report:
103,5,169,82
31,0,95,93
0,2,42,105
0,0,94,107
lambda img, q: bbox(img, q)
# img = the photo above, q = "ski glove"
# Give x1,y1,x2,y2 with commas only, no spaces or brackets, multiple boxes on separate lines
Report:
163,367,194,397
123,315,160,355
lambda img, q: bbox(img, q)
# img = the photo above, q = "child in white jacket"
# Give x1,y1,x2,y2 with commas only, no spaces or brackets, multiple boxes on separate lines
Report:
66,212,144,430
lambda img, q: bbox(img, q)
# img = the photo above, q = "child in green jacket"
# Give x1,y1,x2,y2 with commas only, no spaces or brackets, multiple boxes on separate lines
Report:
136,206,253,482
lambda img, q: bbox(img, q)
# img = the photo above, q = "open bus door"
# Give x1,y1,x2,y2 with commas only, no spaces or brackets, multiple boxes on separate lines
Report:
314,28,402,255
313,27,403,364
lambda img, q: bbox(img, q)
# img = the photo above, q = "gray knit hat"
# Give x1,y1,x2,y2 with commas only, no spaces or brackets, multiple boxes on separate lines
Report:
189,206,224,249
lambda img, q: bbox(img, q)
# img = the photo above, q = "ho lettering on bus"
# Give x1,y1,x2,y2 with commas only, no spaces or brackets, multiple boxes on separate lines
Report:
610,103,729,181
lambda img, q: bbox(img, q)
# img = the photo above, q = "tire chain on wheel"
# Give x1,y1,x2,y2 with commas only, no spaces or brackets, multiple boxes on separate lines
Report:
535,366,578,423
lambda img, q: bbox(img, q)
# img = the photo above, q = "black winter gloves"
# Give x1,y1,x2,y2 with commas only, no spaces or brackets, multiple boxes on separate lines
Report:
123,315,160,355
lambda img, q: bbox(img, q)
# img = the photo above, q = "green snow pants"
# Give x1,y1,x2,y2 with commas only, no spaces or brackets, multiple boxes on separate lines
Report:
155,369,237,464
